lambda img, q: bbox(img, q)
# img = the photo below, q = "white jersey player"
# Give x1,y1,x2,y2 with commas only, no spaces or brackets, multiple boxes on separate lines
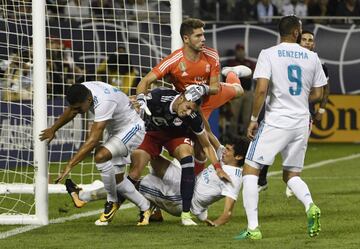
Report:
139,156,243,226
40,81,151,226
236,16,327,240
65,137,250,227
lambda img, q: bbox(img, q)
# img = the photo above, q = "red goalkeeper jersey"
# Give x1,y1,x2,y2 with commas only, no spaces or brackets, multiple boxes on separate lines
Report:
152,47,220,92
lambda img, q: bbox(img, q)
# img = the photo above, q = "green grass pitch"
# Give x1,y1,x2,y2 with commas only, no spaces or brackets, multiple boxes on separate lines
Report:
0,143,360,248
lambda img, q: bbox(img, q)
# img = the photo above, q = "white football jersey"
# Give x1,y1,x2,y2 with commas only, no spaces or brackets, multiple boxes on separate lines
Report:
82,81,143,134
192,164,243,210
253,42,327,129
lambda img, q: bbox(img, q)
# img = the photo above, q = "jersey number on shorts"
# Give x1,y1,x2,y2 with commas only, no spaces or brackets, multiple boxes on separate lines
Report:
287,65,302,96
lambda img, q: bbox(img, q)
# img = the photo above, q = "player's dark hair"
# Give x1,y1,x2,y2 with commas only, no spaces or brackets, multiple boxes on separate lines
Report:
180,18,205,41
278,15,301,37
228,136,250,166
302,30,314,37
66,83,91,105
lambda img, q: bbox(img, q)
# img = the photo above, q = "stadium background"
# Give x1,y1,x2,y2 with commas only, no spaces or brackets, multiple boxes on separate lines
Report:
0,1,360,247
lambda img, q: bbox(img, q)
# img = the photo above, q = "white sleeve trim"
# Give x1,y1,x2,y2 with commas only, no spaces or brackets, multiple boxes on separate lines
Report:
192,128,205,136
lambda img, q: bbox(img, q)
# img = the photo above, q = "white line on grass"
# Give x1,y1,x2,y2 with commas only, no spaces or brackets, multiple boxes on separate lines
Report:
0,203,134,240
1,153,359,240
267,153,360,177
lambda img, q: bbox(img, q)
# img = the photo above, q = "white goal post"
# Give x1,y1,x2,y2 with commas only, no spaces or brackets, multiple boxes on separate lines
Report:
0,0,182,225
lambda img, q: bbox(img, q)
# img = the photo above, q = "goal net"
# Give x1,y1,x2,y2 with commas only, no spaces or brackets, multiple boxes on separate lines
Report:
0,0,181,225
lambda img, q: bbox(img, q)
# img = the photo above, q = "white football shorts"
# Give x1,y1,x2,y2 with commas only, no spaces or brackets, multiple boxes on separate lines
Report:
245,122,309,172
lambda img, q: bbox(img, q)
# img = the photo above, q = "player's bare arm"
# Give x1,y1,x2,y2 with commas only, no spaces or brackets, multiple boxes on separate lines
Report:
309,86,323,103
199,110,224,157
55,120,107,183
206,197,235,227
196,130,232,183
39,107,78,143
247,78,269,140
315,84,329,121
136,71,158,95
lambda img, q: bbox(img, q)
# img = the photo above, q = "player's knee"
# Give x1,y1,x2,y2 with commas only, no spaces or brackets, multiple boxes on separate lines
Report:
234,84,244,97
94,152,107,164
94,147,112,164
174,144,193,159
129,168,142,181
282,170,300,183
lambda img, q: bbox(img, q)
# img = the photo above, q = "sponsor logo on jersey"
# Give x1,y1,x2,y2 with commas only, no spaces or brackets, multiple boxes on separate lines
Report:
194,76,207,84
173,117,183,126
257,156,264,161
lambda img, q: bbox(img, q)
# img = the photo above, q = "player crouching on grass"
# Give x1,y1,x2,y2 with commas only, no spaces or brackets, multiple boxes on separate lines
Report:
66,85,232,226
40,82,152,226
66,137,249,227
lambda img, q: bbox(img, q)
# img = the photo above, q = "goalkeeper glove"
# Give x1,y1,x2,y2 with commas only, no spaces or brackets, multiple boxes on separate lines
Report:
136,93,152,118
184,84,209,102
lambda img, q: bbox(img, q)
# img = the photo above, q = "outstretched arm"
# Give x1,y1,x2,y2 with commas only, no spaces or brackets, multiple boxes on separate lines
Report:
206,197,235,226
196,131,232,183
200,111,221,151
136,71,158,95
55,120,107,183
39,107,78,143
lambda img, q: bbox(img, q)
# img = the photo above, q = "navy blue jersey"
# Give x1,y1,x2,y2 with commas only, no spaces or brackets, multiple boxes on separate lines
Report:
144,88,204,134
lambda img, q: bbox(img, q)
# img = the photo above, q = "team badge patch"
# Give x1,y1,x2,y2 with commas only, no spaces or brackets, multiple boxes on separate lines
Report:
179,61,187,72
179,61,188,76
173,117,183,126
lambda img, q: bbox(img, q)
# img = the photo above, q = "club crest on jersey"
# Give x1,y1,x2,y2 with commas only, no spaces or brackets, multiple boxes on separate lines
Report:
173,117,183,126
179,61,188,77
205,64,210,73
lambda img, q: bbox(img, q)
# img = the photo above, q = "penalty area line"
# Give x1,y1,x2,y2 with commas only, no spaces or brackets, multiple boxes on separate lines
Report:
0,203,135,240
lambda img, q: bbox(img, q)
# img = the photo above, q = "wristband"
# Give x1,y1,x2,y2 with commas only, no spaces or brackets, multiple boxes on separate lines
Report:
214,162,222,170
201,84,210,95
250,115,258,122
136,93,145,101
318,108,325,114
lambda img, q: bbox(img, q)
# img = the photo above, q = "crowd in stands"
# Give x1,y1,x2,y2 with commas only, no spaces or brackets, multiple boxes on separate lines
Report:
2,0,359,24
0,37,139,101
0,0,357,137
194,0,360,23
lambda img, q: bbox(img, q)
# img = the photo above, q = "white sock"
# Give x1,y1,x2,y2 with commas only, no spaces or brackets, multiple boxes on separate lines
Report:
287,176,313,212
79,186,106,202
97,161,118,203
242,174,259,230
116,177,150,211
